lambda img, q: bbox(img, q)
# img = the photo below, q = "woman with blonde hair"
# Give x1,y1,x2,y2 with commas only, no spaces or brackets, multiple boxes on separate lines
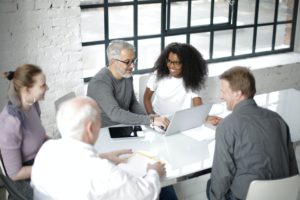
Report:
0,64,49,199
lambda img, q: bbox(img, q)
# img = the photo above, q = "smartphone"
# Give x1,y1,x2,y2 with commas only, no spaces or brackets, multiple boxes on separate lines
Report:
109,126,145,139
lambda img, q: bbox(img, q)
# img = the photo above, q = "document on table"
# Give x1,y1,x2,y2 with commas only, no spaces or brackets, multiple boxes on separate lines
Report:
118,151,160,178
182,124,215,141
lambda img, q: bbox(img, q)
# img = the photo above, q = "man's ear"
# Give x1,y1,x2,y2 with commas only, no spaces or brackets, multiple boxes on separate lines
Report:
85,121,95,143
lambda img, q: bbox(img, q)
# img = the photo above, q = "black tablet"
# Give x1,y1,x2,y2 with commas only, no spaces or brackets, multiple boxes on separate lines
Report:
108,126,145,139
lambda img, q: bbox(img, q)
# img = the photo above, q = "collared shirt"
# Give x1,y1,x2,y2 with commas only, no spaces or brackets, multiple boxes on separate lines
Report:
210,99,299,200
31,138,161,200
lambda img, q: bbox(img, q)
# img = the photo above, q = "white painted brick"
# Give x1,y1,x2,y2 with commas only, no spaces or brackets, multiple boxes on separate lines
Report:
18,0,34,11
35,0,51,10
65,0,80,7
64,7,80,17
0,2,17,13
52,18,67,27
51,0,66,8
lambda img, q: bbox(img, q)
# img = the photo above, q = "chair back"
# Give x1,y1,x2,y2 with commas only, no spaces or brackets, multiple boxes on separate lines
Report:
0,149,7,176
0,174,29,200
54,92,76,112
138,74,151,111
245,175,300,200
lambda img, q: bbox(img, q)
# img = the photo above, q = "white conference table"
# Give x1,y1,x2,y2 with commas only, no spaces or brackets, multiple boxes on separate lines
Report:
94,88,300,187
94,124,216,187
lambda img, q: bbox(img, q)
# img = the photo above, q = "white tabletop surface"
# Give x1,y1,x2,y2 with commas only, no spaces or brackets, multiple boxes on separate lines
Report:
94,88,300,186
94,124,216,186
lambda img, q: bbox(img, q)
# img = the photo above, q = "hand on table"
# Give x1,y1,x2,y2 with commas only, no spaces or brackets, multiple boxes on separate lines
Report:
206,115,222,126
147,162,166,177
99,149,132,165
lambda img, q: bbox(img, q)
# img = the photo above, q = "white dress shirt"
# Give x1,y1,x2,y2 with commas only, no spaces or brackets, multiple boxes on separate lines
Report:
31,138,161,200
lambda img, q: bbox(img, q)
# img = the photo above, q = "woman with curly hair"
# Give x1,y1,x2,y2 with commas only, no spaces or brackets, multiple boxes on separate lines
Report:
144,42,221,125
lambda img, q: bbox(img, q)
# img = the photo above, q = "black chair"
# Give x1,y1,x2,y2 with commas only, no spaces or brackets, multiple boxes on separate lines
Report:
0,150,31,200
0,174,29,200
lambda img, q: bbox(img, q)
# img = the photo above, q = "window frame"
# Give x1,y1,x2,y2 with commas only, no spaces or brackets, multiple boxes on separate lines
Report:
80,0,299,83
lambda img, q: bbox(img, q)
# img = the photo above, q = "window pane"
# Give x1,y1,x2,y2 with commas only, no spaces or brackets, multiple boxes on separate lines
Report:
170,2,188,28
165,35,186,46
82,45,106,78
256,26,273,52
81,9,104,42
258,1,275,23
190,32,210,60
275,23,292,50
213,30,232,58
278,0,294,21
137,38,161,70
138,4,161,36
109,6,133,39
191,0,211,26
235,28,253,55
214,0,229,24
237,1,255,25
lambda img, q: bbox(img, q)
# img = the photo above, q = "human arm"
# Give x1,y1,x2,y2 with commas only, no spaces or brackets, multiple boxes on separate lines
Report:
210,124,236,200
286,125,299,175
144,87,155,115
0,115,31,180
87,78,150,125
99,149,133,165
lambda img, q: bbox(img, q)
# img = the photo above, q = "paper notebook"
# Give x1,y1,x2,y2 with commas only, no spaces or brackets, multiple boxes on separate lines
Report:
118,151,160,178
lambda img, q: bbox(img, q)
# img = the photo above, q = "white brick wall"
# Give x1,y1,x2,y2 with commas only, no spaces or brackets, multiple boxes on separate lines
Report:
0,0,84,138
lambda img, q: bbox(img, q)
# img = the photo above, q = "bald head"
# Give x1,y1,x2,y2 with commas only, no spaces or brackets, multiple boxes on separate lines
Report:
56,96,101,142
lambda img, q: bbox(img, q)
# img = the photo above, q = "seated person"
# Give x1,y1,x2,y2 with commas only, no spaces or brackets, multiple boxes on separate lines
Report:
0,64,49,199
207,66,299,200
31,96,166,200
144,42,221,125
87,40,169,129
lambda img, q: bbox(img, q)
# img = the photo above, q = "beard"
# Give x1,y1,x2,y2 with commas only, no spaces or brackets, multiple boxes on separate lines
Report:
116,64,132,78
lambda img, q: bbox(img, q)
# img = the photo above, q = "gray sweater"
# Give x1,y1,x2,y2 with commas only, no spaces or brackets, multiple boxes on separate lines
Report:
87,67,150,127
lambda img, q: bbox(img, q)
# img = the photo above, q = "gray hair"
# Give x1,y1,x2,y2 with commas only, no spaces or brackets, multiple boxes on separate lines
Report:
56,97,99,140
106,40,135,62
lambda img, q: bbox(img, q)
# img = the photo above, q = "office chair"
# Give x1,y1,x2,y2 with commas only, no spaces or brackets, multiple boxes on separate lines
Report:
0,150,32,200
54,91,76,112
245,175,300,200
0,174,29,200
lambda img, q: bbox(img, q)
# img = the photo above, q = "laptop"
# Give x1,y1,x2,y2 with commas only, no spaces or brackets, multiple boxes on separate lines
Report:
154,103,213,136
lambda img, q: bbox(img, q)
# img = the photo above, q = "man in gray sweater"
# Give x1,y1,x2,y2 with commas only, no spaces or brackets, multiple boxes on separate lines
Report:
87,40,169,128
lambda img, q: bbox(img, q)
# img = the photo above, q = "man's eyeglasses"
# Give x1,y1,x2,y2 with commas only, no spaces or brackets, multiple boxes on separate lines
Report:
166,59,182,68
115,58,137,66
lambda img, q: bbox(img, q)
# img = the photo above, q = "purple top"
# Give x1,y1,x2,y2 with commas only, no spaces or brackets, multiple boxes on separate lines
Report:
0,102,46,177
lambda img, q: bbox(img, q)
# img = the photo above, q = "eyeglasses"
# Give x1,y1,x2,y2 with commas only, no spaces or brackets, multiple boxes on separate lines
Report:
166,59,182,68
115,58,137,66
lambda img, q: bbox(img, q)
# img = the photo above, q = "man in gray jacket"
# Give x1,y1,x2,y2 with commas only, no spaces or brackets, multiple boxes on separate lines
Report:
208,66,299,200
87,40,169,128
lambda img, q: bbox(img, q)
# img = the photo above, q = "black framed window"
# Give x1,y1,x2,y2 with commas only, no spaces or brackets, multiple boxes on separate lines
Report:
80,0,299,82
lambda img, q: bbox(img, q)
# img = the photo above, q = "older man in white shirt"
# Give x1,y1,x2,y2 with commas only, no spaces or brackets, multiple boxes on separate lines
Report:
31,96,165,200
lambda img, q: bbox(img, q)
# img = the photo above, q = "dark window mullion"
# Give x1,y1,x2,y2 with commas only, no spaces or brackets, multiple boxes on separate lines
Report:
186,0,192,44
161,0,167,49
209,0,215,60
133,0,138,71
104,0,109,65
290,0,299,51
272,0,279,51
231,0,238,56
252,0,260,54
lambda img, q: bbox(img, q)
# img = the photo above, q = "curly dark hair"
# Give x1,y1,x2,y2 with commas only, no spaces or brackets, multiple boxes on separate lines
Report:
153,42,208,91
